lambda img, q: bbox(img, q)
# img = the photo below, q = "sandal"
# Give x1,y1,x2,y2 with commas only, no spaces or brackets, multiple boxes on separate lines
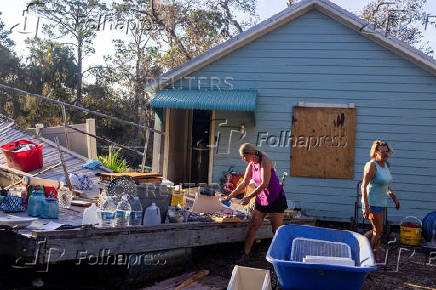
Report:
376,259,386,268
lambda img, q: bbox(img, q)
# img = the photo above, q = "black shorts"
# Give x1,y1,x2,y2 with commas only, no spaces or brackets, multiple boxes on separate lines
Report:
255,194,288,214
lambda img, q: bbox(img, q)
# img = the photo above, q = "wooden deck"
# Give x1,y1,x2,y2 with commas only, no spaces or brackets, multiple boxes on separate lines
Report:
0,205,315,265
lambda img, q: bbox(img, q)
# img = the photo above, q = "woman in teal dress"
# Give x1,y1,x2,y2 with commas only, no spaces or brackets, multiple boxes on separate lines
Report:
361,140,400,264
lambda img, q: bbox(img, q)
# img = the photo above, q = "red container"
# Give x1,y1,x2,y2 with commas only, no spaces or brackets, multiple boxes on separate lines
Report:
0,139,43,172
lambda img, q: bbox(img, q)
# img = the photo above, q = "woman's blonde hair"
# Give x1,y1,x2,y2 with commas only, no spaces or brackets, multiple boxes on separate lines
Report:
370,140,394,158
239,143,266,157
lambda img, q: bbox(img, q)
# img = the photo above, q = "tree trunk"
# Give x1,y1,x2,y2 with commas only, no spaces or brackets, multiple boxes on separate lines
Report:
134,45,142,146
76,37,83,106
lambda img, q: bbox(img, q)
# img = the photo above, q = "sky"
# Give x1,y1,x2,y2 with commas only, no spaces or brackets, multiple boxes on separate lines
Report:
1,0,436,72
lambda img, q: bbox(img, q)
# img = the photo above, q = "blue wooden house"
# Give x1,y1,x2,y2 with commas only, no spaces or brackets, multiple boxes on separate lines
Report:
149,0,436,224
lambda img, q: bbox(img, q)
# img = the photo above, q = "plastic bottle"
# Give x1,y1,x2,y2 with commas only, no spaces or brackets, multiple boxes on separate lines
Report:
129,196,143,226
100,196,116,227
115,196,131,227
82,203,99,226
143,203,161,226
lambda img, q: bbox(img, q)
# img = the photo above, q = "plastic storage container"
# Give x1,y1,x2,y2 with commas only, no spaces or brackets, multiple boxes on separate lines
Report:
0,139,43,172
290,238,352,262
422,211,436,242
267,225,376,290
228,265,272,290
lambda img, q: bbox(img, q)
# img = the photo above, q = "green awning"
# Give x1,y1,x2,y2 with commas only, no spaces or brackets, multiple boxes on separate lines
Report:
151,89,257,111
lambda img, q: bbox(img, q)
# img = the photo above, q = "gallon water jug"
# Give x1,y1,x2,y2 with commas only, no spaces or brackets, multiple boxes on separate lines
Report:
82,203,100,226
100,196,116,227
115,196,131,227
143,203,161,226
129,196,143,226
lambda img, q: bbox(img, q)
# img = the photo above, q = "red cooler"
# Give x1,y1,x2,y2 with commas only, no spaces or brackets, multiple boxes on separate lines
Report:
1,140,43,172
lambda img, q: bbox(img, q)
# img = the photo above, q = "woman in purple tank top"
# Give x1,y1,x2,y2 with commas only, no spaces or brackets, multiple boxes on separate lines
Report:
223,143,287,258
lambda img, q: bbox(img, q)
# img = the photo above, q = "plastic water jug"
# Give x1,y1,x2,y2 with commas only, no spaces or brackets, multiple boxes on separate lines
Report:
100,196,116,227
82,203,100,226
143,203,161,226
115,196,131,227
129,196,143,226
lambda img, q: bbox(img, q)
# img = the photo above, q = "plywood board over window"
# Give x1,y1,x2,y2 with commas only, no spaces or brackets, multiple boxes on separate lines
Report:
290,106,356,179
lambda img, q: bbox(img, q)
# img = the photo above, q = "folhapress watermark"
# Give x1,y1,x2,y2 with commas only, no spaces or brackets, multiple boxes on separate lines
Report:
76,249,167,269
256,131,348,151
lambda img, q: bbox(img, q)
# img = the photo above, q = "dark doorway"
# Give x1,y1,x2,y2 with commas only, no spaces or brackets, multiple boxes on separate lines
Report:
190,110,211,184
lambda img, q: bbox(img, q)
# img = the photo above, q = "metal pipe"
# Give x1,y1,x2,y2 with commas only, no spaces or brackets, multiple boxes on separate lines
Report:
0,83,164,135
65,124,144,157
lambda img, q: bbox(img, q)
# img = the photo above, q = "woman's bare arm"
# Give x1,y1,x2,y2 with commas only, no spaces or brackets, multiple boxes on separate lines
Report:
228,164,252,198
361,162,376,218
249,157,271,199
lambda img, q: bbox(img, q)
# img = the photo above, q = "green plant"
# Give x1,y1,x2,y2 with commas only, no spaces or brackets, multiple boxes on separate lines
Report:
97,146,128,173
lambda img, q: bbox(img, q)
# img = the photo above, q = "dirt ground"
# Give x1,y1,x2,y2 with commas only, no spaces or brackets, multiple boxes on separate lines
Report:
175,237,436,290
1,226,435,289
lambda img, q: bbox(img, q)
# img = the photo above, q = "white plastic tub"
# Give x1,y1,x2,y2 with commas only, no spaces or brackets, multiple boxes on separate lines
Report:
228,265,272,290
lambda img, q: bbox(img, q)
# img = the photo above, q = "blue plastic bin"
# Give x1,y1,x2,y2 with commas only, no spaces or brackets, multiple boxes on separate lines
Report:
422,211,436,242
266,225,376,290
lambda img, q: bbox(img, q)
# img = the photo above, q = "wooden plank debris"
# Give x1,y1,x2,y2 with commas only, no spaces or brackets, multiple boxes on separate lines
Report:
146,270,228,290
70,200,92,207
98,172,162,183
175,270,210,290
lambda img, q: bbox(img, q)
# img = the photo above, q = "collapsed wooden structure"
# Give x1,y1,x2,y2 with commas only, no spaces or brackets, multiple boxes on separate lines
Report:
0,205,315,265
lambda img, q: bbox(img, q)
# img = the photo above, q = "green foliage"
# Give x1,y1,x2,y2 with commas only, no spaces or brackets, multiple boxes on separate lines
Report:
1,39,79,128
0,0,257,167
97,146,129,173
0,12,14,48
361,0,433,55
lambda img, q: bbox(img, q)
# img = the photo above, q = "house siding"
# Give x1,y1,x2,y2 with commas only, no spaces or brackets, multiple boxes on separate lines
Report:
172,9,436,223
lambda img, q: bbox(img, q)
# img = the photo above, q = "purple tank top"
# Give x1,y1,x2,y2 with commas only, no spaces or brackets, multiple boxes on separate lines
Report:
250,155,284,206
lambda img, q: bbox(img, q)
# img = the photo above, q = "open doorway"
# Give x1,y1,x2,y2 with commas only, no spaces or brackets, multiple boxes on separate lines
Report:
190,110,211,184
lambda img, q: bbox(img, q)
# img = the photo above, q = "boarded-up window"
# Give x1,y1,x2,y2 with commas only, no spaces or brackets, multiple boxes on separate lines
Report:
290,106,356,179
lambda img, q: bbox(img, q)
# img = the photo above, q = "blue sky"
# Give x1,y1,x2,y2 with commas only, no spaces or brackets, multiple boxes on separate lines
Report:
1,0,436,70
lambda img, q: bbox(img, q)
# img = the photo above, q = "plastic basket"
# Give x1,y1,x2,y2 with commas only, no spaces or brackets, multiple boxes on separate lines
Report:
0,139,43,172
267,225,376,290
290,237,351,262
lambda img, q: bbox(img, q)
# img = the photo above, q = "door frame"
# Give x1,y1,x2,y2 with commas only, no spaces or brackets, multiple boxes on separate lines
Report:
208,110,215,184
163,108,214,185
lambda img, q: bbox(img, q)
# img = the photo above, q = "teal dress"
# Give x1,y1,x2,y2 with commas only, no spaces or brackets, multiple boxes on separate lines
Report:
363,161,392,212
